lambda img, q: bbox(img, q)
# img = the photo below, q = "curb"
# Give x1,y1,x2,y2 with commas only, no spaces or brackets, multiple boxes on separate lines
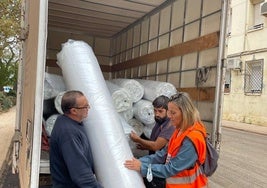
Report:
222,121,267,136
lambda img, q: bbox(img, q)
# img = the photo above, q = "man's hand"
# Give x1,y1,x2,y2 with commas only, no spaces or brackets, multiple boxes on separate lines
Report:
136,143,145,150
130,131,140,142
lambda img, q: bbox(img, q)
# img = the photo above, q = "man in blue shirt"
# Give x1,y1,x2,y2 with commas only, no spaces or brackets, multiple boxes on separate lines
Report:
49,90,103,188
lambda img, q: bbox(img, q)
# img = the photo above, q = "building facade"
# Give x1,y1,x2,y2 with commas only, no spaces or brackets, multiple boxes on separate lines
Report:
223,0,267,126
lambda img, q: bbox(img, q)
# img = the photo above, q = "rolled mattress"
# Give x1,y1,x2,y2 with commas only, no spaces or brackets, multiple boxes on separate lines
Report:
135,79,177,101
110,78,144,103
133,99,155,126
119,108,134,122
44,72,66,100
105,80,132,112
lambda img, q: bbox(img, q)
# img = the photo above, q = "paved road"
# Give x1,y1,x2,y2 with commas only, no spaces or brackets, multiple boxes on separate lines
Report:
209,127,267,188
1,126,267,187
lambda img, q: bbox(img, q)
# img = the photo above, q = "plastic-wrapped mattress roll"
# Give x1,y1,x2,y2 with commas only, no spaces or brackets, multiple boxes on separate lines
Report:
54,91,66,114
143,123,155,139
43,97,58,120
119,114,134,139
110,78,144,103
127,118,144,136
45,114,60,137
44,72,66,100
118,115,147,158
57,39,145,188
119,108,134,122
135,79,177,101
124,117,147,158
133,99,155,125
105,80,132,112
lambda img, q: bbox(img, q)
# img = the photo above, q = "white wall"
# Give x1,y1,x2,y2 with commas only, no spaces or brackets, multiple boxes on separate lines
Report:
223,0,267,126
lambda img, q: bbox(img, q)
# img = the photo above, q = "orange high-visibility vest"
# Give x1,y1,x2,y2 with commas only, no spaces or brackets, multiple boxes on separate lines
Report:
166,122,207,188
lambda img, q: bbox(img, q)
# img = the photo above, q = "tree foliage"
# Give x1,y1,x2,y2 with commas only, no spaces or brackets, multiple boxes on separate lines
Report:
0,0,21,90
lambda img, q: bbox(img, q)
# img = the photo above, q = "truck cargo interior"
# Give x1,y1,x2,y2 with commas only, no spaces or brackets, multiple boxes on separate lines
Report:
15,0,227,187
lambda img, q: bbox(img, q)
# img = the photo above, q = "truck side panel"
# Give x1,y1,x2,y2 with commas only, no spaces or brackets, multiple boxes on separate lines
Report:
16,0,47,187
17,0,226,187
45,0,224,145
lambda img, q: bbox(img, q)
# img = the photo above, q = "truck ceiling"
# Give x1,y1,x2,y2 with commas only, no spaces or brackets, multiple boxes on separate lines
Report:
48,0,167,38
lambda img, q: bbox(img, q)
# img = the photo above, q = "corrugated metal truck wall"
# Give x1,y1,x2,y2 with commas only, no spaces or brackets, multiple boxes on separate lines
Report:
110,0,222,136
46,30,112,79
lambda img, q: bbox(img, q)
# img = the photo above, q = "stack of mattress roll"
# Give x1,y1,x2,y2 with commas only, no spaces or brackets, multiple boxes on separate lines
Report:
110,78,144,103
105,80,132,112
135,79,177,101
43,40,179,177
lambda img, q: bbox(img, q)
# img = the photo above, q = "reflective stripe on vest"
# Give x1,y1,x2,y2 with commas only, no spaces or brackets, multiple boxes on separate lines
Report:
166,165,204,184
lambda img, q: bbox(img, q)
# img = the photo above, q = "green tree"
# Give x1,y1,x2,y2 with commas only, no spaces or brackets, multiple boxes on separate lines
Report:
0,0,21,91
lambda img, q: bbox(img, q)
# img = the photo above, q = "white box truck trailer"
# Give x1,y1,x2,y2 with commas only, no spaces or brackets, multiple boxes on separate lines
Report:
13,0,228,187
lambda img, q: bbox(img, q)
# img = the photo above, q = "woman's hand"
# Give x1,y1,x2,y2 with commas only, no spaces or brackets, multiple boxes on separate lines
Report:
124,157,141,171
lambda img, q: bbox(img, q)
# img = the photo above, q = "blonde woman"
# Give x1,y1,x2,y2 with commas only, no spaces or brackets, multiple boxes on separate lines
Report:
124,92,207,188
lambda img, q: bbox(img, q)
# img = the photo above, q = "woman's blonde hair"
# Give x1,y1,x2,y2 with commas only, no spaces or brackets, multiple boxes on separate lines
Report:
169,92,201,131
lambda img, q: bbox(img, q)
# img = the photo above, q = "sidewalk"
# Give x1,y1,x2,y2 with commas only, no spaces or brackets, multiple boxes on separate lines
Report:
222,120,267,135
